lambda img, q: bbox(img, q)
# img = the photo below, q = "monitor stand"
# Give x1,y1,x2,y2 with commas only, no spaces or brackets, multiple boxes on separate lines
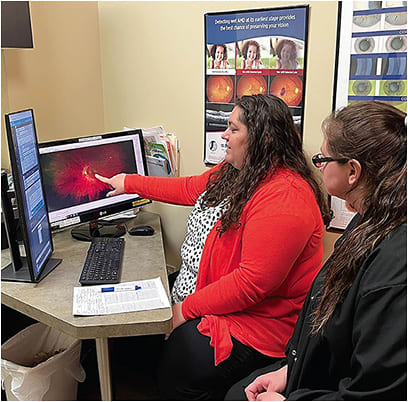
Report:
71,220,126,242
1,257,62,283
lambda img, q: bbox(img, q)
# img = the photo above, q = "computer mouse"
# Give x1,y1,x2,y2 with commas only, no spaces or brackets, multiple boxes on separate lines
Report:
128,225,155,236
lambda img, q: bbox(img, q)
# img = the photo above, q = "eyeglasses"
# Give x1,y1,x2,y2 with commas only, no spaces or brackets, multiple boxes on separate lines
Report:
312,153,348,168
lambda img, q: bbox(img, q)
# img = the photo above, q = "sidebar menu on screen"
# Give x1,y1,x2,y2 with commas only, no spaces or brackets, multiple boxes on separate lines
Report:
9,111,52,277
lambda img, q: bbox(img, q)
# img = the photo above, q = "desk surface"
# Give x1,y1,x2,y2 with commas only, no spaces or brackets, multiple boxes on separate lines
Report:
1,211,172,339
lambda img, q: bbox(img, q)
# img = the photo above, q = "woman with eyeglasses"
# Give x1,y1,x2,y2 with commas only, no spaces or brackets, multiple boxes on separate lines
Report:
226,101,407,401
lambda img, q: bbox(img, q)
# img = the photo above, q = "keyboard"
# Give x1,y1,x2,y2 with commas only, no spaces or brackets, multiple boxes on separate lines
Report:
79,237,125,285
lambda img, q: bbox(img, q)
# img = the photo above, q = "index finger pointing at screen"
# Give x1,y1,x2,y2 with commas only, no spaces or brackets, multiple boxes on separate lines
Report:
94,173,109,183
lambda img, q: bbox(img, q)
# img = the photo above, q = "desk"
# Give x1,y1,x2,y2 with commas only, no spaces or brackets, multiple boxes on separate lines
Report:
1,211,172,400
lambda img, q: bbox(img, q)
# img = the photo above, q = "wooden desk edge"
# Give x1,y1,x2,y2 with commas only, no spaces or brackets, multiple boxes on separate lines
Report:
2,292,172,339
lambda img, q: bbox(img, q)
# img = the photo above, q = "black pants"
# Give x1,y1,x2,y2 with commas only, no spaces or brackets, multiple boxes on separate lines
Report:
157,319,279,400
224,360,285,400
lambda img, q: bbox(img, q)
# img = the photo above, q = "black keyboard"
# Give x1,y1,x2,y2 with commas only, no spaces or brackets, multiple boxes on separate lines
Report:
79,237,125,285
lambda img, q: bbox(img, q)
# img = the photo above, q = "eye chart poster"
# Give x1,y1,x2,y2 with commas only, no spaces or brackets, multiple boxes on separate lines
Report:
204,6,309,165
330,1,407,231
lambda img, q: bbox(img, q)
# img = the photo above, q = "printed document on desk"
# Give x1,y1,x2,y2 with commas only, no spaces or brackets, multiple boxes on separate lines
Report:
73,277,170,316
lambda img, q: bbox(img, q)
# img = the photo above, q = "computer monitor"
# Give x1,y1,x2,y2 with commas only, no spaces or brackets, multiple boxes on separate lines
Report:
2,109,62,283
38,129,150,241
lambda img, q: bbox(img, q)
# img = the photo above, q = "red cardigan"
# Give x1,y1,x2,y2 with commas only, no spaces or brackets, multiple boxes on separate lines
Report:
125,165,324,365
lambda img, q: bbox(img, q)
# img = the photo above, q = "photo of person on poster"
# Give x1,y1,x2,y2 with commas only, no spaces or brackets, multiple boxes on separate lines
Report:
208,44,231,69
274,38,301,70
240,40,264,69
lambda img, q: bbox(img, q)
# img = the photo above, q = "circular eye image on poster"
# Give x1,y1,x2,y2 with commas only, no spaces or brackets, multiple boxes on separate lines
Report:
270,75,303,107
354,37,375,53
237,75,267,98
206,76,234,103
382,80,406,96
385,12,407,26
352,80,373,96
385,35,407,52
353,14,381,28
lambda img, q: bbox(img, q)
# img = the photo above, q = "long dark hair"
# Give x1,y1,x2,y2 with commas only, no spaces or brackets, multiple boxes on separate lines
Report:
312,101,407,333
202,94,331,234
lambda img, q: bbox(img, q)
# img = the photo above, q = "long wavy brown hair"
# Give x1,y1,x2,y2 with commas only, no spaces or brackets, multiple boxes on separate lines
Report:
202,94,331,234
312,101,407,333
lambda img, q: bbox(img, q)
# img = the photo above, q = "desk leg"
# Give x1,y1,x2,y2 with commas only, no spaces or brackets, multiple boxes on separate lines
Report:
95,338,113,401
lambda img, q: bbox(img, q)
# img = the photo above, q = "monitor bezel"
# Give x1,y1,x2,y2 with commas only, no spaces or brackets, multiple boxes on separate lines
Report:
5,108,55,282
38,129,151,231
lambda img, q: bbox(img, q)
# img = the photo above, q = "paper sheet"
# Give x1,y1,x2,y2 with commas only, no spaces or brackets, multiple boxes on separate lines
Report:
72,277,170,316
328,196,357,230
146,155,169,177
102,209,139,221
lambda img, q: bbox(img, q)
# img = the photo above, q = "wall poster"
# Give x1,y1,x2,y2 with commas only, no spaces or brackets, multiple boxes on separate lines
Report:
330,1,407,231
204,6,309,165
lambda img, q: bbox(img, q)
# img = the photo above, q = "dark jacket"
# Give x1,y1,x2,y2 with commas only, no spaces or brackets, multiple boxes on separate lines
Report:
285,217,407,400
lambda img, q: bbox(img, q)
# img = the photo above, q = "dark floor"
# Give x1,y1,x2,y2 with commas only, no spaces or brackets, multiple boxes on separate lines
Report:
77,336,165,400
1,305,165,401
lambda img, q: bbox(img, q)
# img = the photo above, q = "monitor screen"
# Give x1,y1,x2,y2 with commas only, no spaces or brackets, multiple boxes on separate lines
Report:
5,109,54,281
38,129,150,234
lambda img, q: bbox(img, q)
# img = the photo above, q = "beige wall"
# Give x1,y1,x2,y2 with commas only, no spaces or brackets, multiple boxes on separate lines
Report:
1,1,341,268
1,1,105,168
97,1,340,267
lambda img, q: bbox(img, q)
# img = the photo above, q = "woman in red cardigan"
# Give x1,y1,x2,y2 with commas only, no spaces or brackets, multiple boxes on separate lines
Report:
96,94,330,400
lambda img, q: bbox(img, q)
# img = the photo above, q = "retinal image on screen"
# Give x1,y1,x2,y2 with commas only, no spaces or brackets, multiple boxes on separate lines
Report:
38,130,150,241
41,140,137,211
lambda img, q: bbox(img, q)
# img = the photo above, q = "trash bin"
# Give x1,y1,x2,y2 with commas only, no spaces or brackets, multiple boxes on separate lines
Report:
1,323,86,401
